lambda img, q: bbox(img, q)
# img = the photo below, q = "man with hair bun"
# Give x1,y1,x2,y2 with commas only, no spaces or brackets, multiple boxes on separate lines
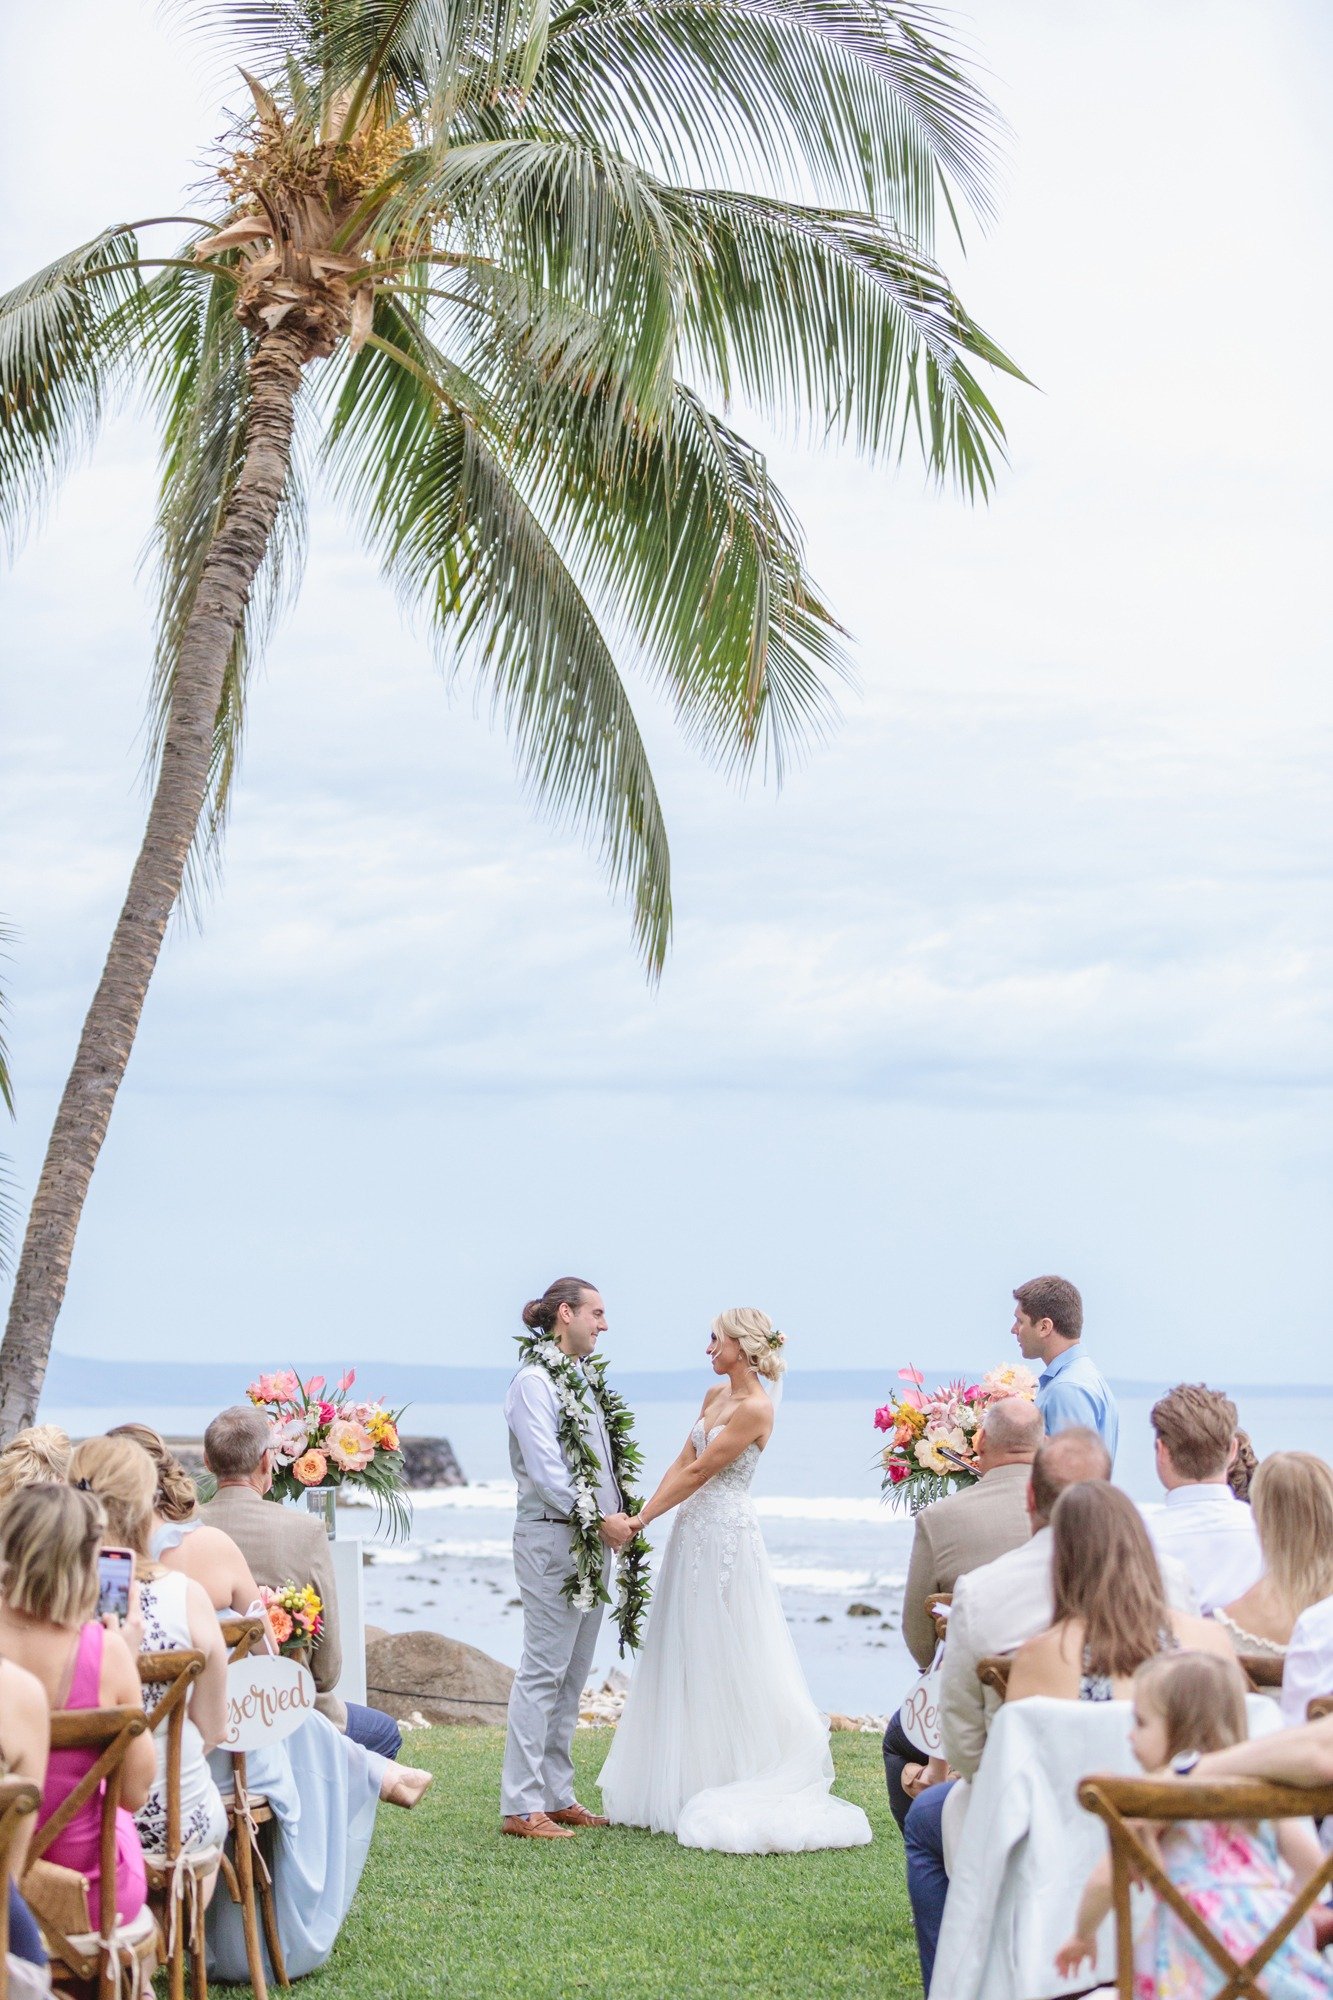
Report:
1011,1273,1119,1464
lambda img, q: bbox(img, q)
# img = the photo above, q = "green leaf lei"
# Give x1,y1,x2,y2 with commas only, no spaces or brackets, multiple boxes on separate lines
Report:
515,1331,652,1653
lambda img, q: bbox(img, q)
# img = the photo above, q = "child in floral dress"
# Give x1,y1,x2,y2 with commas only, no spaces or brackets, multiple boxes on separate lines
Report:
1055,1652,1328,1998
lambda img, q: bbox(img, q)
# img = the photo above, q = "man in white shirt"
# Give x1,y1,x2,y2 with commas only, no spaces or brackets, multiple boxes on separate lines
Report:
1144,1382,1261,1616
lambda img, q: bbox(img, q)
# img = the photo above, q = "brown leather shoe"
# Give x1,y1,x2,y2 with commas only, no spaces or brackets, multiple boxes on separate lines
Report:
547,1803,609,1828
501,1812,578,1839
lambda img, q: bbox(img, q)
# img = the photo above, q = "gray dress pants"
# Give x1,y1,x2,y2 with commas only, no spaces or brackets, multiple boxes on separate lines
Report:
500,1519,609,1817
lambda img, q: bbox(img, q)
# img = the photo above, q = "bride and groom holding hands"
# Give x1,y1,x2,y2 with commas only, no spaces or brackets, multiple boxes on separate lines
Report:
500,1275,872,1853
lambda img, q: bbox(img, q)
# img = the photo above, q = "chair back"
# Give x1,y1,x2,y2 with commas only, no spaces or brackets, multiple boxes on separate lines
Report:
219,1618,267,1665
136,1650,205,1860
975,1654,1011,1697
1078,1771,1333,2000
25,1705,150,1975
0,1776,42,1965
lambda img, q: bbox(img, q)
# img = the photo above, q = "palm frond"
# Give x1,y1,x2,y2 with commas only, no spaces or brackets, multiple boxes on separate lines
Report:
325,301,672,970
662,185,1018,489
0,229,142,558
137,260,309,905
539,0,1000,233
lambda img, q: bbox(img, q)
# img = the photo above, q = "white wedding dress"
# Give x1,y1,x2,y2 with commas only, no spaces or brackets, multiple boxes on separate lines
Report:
598,1420,872,1853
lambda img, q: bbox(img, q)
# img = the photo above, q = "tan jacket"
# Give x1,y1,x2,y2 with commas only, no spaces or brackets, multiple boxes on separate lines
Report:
901,1461,1034,1670
203,1482,346,1730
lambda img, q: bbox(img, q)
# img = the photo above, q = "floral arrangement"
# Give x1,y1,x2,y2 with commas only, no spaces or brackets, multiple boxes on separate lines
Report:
246,1368,410,1539
515,1331,652,1654
874,1363,1040,1513
260,1580,324,1658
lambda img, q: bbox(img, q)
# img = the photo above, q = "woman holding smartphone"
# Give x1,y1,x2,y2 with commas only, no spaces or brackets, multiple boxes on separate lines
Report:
0,1483,154,1926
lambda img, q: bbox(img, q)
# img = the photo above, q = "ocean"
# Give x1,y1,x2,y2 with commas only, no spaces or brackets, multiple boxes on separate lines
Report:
45,1384,1333,1715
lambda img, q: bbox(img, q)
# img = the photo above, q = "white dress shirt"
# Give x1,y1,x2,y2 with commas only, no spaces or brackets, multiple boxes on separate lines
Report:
1143,1482,1262,1615
1281,1592,1333,1728
505,1362,620,1522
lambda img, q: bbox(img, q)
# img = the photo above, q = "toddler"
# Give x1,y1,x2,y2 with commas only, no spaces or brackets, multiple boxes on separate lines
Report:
1055,1651,1328,1998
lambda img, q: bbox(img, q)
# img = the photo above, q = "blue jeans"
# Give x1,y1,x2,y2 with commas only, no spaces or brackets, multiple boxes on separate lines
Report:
904,1778,955,1994
345,1701,402,1761
9,1881,46,1966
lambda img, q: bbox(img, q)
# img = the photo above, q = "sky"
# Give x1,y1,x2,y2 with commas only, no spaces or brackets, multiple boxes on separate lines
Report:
2,1,1331,1388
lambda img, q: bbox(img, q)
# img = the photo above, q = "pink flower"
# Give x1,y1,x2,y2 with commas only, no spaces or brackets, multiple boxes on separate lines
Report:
317,1401,336,1426
898,1366,925,1384
888,1462,910,1485
292,1449,328,1487
338,1369,356,1392
326,1419,375,1473
305,1375,326,1398
874,1405,895,1432
273,1369,301,1401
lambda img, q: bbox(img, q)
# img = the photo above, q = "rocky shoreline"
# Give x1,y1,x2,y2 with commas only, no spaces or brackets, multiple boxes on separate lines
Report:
166,1433,467,1488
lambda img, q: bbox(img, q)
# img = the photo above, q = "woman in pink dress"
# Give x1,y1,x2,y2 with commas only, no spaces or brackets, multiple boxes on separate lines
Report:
0,1484,154,1924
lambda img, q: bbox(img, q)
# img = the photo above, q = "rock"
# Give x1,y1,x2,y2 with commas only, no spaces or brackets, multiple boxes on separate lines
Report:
601,1667,630,1696
815,1615,832,1624
399,1436,467,1488
506,1598,522,1609
847,1602,881,1618
828,1713,857,1731
364,1629,514,1727
364,1624,390,1648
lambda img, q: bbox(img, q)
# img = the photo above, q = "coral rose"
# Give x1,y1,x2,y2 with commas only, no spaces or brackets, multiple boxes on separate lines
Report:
292,1449,328,1486
268,1607,294,1646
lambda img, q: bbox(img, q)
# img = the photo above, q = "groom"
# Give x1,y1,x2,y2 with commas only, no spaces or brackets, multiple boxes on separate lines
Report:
501,1275,634,1839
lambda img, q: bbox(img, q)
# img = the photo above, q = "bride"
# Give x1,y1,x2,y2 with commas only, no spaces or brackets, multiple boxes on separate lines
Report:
598,1309,872,1854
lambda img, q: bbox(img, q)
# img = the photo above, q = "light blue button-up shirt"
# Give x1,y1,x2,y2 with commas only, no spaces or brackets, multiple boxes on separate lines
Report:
1036,1345,1119,1465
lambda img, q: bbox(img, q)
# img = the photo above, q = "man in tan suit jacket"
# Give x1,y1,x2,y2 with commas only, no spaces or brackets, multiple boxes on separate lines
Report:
883,1396,1042,1831
201,1404,402,1761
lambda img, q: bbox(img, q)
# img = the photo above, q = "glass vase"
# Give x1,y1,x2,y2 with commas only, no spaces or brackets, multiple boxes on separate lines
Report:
304,1484,338,1540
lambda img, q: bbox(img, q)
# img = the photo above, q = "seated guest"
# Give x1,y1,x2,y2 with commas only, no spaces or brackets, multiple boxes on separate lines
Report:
107,1424,264,1614
1144,1382,1261,1613
883,1398,1041,1830
0,1654,52,1971
1011,1274,1118,1462
1279,1463,1333,1728
1055,1652,1328,1995
1212,1452,1333,1664
0,1428,71,1514
68,1438,228,1863
0,1486,153,1924
1004,1481,1234,1702
200,1406,403,1762
907,1429,1196,1995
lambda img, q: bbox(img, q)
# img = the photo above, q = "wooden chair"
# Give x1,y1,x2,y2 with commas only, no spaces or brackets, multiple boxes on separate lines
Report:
0,1775,43,1993
21,1705,160,2000
1078,1771,1333,2000
975,1654,1012,1698
215,1619,288,2000
136,1649,218,2000
924,1592,952,1643
1236,1653,1285,1692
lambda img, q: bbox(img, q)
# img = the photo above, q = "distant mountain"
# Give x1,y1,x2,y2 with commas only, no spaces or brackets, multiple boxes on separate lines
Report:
39,1351,1330,1409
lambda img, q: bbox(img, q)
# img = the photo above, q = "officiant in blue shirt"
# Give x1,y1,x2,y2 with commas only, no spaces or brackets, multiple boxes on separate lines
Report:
1010,1274,1119,1466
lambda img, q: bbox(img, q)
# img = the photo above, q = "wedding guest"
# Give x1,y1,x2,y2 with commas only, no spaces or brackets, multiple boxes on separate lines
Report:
1004,1482,1234,1702
107,1423,264,1613
0,1653,52,1971
1279,1477,1333,1728
1055,1652,1327,1995
1211,1452,1333,1663
1144,1383,1261,1613
882,1398,1041,1831
1011,1275,1118,1463
0,1485,153,1925
67,1437,228,1864
0,1426,70,1513
1228,1427,1258,1502
199,1406,404,1762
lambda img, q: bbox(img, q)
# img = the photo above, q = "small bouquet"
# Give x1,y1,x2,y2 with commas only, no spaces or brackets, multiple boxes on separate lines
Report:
260,1580,324,1658
875,1363,1039,1514
246,1368,411,1539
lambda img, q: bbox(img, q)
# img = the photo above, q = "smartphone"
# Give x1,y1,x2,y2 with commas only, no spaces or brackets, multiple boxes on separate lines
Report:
936,1445,973,1473
96,1547,135,1622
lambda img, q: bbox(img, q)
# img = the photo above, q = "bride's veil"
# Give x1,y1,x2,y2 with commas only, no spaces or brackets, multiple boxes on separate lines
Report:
759,1370,784,1414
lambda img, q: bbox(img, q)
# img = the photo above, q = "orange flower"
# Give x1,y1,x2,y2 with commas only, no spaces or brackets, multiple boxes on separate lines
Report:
292,1449,328,1486
369,1416,398,1452
268,1607,294,1646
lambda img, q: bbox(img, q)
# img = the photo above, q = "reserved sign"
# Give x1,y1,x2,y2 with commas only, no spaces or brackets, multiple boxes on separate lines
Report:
224,1656,317,1751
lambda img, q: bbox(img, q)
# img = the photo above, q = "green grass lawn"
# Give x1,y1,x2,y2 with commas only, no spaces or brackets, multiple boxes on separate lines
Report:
257,1726,920,2000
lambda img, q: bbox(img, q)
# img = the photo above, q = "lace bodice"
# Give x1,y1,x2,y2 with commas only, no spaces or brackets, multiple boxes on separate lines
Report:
687,1421,761,1494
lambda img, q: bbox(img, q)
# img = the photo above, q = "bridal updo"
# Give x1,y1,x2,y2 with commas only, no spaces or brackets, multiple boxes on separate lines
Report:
713,1307,787,1382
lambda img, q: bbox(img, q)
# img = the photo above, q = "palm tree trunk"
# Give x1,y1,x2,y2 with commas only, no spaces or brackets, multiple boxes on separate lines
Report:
0,325,310,1440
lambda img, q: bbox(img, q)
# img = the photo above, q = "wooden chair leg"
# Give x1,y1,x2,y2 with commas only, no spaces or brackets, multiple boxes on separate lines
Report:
188,1898,209,2000
255,1840,289,1992
231,1818,269,2000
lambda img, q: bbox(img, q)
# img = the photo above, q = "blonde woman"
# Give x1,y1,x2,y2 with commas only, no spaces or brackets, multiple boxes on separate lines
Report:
598,1310,871,1852
67,1437,228,1862
106,1423,264,1615
0,1426,70,1512
1211,1453,1333,1662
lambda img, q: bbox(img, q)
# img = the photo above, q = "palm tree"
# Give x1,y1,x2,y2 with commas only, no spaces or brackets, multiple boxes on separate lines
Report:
0,932,15,1281
0,0,1020,1433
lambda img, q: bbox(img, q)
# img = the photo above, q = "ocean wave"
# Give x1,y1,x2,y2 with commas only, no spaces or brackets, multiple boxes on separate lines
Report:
771,1566,905,1595
387,1484,895,1527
